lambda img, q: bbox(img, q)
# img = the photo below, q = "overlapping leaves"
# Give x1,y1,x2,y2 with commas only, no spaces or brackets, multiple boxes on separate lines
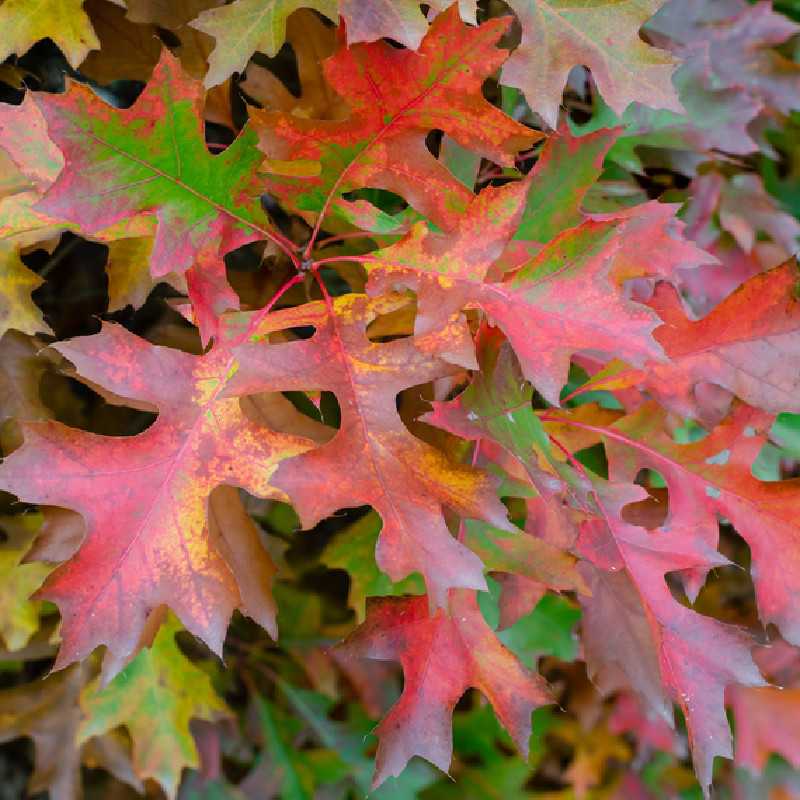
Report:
1,2,800,799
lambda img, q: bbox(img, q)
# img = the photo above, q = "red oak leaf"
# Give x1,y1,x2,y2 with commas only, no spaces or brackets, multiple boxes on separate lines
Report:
337,590,551,785
367,179,707,404
340,0,478,50
578,479,764,792
185,243,241,347
424,324,579,508
600,402,800,651
224,293,513,608
253,6,539,234
423,324,588,626
0,323,311,674
648,260,800,420
515,124,622,244
579,564,671,722
32,50,273,277
501,0,681,129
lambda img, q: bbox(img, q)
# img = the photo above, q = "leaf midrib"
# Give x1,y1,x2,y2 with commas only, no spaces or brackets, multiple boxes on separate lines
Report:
534,0,673,96
312,20,508,234
63,108,270,241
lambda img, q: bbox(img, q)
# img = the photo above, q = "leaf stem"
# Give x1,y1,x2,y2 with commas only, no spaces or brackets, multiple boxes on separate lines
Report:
230,273,305,347
311,263,334,306
311,254,372,268
313,231,396,249
263,227,303,268
538,413,672,466
559,369,641,405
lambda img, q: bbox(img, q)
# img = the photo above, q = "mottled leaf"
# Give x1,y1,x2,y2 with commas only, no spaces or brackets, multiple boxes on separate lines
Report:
501,0,681,128
0,322,311,673
227,293,511,607
368,180,708,404
78,614,228,799
338,590,551,785
34,50,272,276
253,7,539,233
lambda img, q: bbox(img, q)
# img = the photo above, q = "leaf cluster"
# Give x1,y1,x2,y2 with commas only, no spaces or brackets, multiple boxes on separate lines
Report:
1,1,800,799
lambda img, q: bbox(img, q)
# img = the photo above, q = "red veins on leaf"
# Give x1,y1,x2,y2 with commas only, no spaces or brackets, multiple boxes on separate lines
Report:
254,6,540,236
225,293,513,607
0,323,311,674
2,1,800,798
338,591,551,784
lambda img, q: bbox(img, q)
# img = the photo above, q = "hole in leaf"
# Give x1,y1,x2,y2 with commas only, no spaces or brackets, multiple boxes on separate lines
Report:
248,41,301,97
366,296,417,342
621,469,668,530
341,187,408,217
665,525,759,629
205,121,234,151
285,390,323,422
156,27,181,48
39,372,157,436
425,129,443,158
574,443,607,479
240,391,336,443
27,233,108,339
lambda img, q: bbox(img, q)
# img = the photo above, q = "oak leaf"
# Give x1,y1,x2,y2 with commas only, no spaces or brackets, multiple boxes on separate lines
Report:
240,9,343,121
338,590,551,786
0,94,64,192
0,0,99,68
579,564,670,721
367,180,707,404
78,613,228,799
717,174,800,255
604,402,800,650
0,322,311,674
501,0,681,128
577,478,764,791
515,124,621,244
424,324,579,498
463,520,587,601
190,0,338,87
193,0,482,86
424,325,588,623
78,2,234,129
32,49,271,277
649,260,800,420
226,293,511,607
339,0,477,49
0,94,185,317
253,7,539,233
